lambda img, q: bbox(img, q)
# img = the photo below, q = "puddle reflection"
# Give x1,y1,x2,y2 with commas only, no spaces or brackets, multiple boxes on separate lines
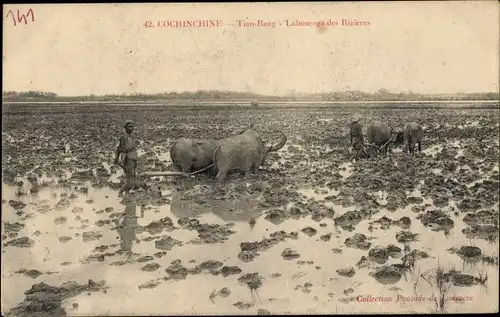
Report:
116,202,140,253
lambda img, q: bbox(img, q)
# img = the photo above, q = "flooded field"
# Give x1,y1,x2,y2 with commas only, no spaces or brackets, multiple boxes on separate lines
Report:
2,103,499,315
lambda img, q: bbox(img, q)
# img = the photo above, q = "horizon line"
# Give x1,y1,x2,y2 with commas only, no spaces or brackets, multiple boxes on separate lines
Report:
3,90,499,98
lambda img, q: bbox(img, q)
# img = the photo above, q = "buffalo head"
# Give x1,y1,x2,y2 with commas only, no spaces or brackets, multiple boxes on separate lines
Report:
265,131,287,153
393,131,405,146
259,131,286,167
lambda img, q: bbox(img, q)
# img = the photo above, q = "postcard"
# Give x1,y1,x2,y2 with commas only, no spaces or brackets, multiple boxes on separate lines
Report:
2,1,499,316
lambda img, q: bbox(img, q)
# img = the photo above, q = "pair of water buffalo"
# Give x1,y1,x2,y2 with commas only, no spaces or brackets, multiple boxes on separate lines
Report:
170,129,287,180
362,121,424,156
169,120,423,180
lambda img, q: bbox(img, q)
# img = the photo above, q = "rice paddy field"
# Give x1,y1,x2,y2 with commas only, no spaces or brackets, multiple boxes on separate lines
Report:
1,101,499,315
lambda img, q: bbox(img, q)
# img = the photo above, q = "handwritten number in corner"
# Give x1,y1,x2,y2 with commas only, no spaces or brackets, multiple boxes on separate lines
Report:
6,8,35,26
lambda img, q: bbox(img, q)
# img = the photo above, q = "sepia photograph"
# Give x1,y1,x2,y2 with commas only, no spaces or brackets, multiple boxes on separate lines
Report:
2,1,499,315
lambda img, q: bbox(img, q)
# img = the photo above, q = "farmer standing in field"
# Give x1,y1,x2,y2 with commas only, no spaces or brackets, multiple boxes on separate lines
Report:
350,114,365,161
114,120,139,195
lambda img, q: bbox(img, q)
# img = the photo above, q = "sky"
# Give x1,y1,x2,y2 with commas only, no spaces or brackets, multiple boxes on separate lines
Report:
3,1,499,96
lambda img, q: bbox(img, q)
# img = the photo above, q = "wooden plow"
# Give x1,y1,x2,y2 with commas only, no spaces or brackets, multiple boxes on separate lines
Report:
349,134,397,161
114,148,216,179
139,163,215,179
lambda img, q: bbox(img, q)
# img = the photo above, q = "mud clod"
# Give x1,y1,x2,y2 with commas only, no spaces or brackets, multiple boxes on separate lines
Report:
343,288,354,295
368,245,402,264
71,207,83,214
401,249,429,265
54,217,67,225
58,236,72,243
154,252,167,258
95,220,111,227
238,231,297,262
166,260,188,280
141,263,161,272
417,209,454,231
218,287,231,297
4,222,25,235
4,237,35,248
193,222,236,244
238,272,263,290
143,217,175,234
219,266,242,277
370,265,403,284
155,236,182,251
301,226,317,236
16,269,43,279
345,233,371,250
371,216,411,230
443,270,481,287
6,280,107,317
408,196,424,204
281,248,300,260
320,233,332,241
395,231,419,243
334,209,372,228
356,256,376,269
265,209,289,225
238,251,258,263
137,256,154,263
337,266,356,277
233,301,255,310
82,231,102,242
198,260,223,273
9,200,27,210
463,209,499,226
456,245,482,258
462,224,499,241
138,281,161,290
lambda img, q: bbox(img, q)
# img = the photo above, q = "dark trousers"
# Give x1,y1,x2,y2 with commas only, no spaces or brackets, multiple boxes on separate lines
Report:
352,136,364,160
120,157,137,193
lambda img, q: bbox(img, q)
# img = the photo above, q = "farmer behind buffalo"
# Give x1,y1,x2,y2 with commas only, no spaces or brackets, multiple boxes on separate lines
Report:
114,120,139,195
350,114,365,161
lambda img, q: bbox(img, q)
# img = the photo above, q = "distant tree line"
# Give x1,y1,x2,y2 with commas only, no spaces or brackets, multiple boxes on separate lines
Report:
2,89,499,102
3,90,58,99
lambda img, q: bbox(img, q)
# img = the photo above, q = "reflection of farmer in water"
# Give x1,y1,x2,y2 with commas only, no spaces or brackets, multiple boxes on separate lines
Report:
114,120,139,196
116,202,139,252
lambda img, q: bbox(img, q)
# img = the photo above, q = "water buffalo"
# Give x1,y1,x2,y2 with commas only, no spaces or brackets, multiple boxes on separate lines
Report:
395,122,424,154
170,138,220,174
365,121,395,155
213,129,287,181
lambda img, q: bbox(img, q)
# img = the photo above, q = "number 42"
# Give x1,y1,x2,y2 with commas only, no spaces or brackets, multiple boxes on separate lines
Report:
144,21,154,28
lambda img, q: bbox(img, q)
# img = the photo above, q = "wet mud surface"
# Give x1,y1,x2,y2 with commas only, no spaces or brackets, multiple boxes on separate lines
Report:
2,105,499,314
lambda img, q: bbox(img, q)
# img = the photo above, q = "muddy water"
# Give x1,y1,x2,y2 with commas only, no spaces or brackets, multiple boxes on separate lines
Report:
2,125,500,315
3,180,498,314
294,188,499,313
2,178,498,315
